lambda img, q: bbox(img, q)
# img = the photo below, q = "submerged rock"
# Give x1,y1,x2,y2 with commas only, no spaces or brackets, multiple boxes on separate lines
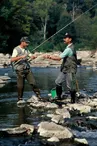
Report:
47,136,59,142
0,76,11,81
17,99,26,107
30,101,46,108
0,75,11,84
0,127,27,135
74,138,89,145
0,125,35,136
27,96,58,109
20,124,34,135
86,116,97,120
7,127,26,135
51,115,64,124
87,98,97,108
47,114,54,118
38,122,73,140
46,102,58,109
55,108,71,119
27,96,39,103
63,103,91,114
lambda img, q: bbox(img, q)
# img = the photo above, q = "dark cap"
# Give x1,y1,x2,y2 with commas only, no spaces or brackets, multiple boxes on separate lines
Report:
20,37,30,43
64,33,73,39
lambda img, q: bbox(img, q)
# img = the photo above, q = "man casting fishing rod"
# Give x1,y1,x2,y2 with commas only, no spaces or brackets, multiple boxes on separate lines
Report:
11,37,41,101
44,33,77,103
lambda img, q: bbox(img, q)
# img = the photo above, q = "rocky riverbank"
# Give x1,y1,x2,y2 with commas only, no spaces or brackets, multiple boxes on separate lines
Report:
0,50,97,68
0,50,96,85
30,51,97,67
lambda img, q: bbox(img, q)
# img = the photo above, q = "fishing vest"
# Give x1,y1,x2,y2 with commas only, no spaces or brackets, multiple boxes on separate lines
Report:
60,44,77,73
12,46,30,71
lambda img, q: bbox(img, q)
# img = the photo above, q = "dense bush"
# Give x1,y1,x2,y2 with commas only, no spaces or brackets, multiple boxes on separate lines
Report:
0,0,97,53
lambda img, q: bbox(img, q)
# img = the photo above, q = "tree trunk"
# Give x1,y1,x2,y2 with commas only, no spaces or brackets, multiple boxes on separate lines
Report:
72,2,75,21
43,18,47,40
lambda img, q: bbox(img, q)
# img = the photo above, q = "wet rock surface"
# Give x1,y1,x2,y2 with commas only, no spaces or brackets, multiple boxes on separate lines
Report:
0,55,97,145
0,93,97,145
38,121,73,139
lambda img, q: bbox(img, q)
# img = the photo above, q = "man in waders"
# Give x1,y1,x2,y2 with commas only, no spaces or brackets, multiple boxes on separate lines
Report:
11,37,41,101
44,33,77,103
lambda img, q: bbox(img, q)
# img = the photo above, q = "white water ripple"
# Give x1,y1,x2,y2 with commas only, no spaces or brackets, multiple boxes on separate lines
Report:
73,130,97,138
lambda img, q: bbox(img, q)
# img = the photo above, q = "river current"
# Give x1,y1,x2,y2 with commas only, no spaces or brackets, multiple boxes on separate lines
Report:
0,66,97,146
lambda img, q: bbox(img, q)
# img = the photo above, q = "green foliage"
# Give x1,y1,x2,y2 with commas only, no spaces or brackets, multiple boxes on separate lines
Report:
33,0,53,19
0,0,97,53
0,34,9,51
75,42,86,51
53,10,76,46
47,2,62,37
88,16,97,49
37,41,54,52
0,0,33,53
54,42,66,52
32,0,53,40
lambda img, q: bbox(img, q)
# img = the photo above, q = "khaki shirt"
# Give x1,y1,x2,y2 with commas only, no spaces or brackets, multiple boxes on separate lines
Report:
12,46,32,57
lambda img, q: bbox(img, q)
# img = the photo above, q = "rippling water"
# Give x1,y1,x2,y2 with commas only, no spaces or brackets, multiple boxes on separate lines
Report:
0,66,97,146
1,66,97,94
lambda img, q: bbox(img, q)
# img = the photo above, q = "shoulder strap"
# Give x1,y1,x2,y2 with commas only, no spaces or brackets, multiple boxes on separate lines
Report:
15,46,22,56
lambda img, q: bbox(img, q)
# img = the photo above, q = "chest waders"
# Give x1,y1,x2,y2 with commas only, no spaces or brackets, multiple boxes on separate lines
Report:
55,44,77,103
12,47,42,101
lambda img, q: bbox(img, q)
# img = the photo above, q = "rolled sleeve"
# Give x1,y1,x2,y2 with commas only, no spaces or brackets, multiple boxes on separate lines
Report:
12,49,18,57
60,47,73,58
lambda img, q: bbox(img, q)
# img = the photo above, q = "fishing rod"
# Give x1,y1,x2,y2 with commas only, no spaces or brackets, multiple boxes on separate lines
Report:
12,2,97,65
31,2,97,53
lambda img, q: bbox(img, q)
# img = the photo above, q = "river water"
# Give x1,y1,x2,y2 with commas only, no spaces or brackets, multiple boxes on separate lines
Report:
0,66,97,146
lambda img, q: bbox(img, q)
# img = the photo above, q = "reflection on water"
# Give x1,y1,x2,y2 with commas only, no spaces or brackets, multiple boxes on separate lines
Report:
0,66,97,94
0,67,97,127
0,67,97,146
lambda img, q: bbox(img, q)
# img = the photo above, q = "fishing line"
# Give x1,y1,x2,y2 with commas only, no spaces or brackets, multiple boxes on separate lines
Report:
32,2,97,52
12,2,97,65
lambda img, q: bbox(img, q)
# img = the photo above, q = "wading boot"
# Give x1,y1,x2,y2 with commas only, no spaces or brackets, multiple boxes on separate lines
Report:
56,85,62,100
35,91,42,100
32,85,42,101
70,90,76,103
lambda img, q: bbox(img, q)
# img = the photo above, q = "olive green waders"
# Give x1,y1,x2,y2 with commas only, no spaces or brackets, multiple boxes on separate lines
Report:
16,69,41,101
